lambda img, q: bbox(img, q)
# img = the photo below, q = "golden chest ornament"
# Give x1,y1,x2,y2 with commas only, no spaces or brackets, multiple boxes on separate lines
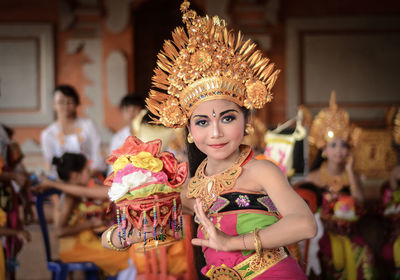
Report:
187,145,252,212
320,162,350,193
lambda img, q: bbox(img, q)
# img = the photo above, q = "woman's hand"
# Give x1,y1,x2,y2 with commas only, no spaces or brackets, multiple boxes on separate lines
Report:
345,154,355,173
191,199,231,251
16,229,31,243
34,177,55,193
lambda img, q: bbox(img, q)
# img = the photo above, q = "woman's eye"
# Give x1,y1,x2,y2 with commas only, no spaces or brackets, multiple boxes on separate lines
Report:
222,115,236,123
341,142,349,149
195,119,208,126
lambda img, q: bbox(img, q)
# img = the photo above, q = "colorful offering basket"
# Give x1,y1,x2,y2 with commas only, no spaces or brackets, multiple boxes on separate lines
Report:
105,136,188,250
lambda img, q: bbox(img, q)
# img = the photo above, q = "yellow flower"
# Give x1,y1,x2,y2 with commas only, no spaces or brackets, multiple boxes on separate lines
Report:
130,151,163,172
113,155,131,173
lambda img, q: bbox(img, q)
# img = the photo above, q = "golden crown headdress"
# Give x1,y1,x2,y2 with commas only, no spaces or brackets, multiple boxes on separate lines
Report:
145,0,280,128
309,91,361,149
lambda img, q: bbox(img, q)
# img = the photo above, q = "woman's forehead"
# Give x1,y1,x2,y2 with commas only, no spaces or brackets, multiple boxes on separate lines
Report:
191,99,240,115
328,137,348,144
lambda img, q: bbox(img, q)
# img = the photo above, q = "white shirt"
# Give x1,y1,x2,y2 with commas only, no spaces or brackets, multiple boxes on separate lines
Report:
109,126,131,154
107,126,131,175
41,118,105,175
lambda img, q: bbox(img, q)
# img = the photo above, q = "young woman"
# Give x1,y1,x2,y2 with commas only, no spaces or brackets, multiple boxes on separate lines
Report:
304,92,371,279
51,153,135,278
306,93,364,205
102,1,317,279
41,85,105,177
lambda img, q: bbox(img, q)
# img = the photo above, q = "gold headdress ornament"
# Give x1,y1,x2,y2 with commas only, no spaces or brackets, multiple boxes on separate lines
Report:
393,107,400,145
309,91,361,149
145,0,280,128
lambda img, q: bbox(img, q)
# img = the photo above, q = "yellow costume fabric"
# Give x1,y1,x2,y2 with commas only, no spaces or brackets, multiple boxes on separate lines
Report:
394,235,400,268
59,202,130,276
329,233,370,280
0,208,6,280
130,239,187,276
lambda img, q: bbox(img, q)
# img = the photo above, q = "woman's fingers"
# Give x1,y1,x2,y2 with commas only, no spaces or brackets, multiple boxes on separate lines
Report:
191,237,209,247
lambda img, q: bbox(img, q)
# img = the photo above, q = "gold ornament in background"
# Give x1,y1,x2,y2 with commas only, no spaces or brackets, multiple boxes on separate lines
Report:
146,0,280,128
309,91,361,149
353,128,397,178
393,107,400,146
242,117,267,152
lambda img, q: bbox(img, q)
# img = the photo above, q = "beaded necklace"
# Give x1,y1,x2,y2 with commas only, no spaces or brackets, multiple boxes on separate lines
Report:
187,145,253,212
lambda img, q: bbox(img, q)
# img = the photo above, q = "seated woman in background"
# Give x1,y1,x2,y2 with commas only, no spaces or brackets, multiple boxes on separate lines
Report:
307,92,364,206
51,152,135,278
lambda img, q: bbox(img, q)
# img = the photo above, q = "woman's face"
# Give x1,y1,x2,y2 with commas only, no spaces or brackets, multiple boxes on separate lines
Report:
53,91,77,119
324,138,350,165
76,163,91,186
189,99,246,162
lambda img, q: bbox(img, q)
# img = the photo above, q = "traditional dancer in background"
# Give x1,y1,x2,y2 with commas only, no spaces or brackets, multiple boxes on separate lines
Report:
305,92,379,279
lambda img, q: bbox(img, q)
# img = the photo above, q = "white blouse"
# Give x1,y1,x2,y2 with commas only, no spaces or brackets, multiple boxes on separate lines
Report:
41,118,105,175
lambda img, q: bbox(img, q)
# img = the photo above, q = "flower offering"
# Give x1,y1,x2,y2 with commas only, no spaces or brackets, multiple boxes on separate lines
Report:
104,136,188,250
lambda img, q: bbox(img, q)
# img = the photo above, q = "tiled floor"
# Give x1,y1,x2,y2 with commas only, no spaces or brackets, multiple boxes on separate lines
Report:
17,223,53,280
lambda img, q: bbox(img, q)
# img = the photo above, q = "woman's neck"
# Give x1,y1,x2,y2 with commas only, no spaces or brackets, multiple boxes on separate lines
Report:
57,116,75,128
325,160,345,176
205,149,241,176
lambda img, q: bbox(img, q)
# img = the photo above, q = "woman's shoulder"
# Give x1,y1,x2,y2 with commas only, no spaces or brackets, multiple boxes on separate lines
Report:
41,122,58,137
305,169,322,186
75,117,94,126
245,158,282,174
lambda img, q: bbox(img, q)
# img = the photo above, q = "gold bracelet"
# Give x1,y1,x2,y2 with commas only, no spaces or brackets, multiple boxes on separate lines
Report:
253,228,263,257
106,224,129,251
242,234,247,250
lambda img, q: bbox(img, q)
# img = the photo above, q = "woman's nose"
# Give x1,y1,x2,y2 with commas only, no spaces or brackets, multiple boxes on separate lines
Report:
211,122,223,138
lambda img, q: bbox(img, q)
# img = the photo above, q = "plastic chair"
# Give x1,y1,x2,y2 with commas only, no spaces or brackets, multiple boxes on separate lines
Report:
35,189,116,280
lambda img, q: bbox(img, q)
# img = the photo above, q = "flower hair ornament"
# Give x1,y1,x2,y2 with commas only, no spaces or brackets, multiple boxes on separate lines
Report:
309,91,361,149
105,136,188,250
146,0,280,128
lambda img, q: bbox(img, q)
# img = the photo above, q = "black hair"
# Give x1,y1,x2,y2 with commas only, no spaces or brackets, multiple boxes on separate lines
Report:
119,94,145,109
1,124,14,139
54,85,80,106
186,105,250,177
310,149,326,171
52,153,87,182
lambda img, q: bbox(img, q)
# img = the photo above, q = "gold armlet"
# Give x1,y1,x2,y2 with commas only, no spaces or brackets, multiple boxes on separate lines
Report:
106,224,129,251
253,228,263,257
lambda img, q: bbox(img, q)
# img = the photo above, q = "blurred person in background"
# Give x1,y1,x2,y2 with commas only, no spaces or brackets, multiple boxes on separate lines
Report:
41,85,106,179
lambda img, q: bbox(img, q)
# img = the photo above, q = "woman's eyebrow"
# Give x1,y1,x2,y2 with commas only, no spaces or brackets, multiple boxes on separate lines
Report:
220,109,239,116
192,114,209,119
192,109,238,119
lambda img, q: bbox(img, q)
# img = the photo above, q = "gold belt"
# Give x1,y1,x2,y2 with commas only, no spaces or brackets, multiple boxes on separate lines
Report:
206,247,287,280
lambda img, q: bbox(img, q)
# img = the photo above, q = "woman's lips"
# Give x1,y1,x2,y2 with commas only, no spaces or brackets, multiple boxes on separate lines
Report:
209,143,227,149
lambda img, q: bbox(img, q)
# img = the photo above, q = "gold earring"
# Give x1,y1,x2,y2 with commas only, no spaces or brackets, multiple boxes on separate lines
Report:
245,123,254,136
187,133,194,143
